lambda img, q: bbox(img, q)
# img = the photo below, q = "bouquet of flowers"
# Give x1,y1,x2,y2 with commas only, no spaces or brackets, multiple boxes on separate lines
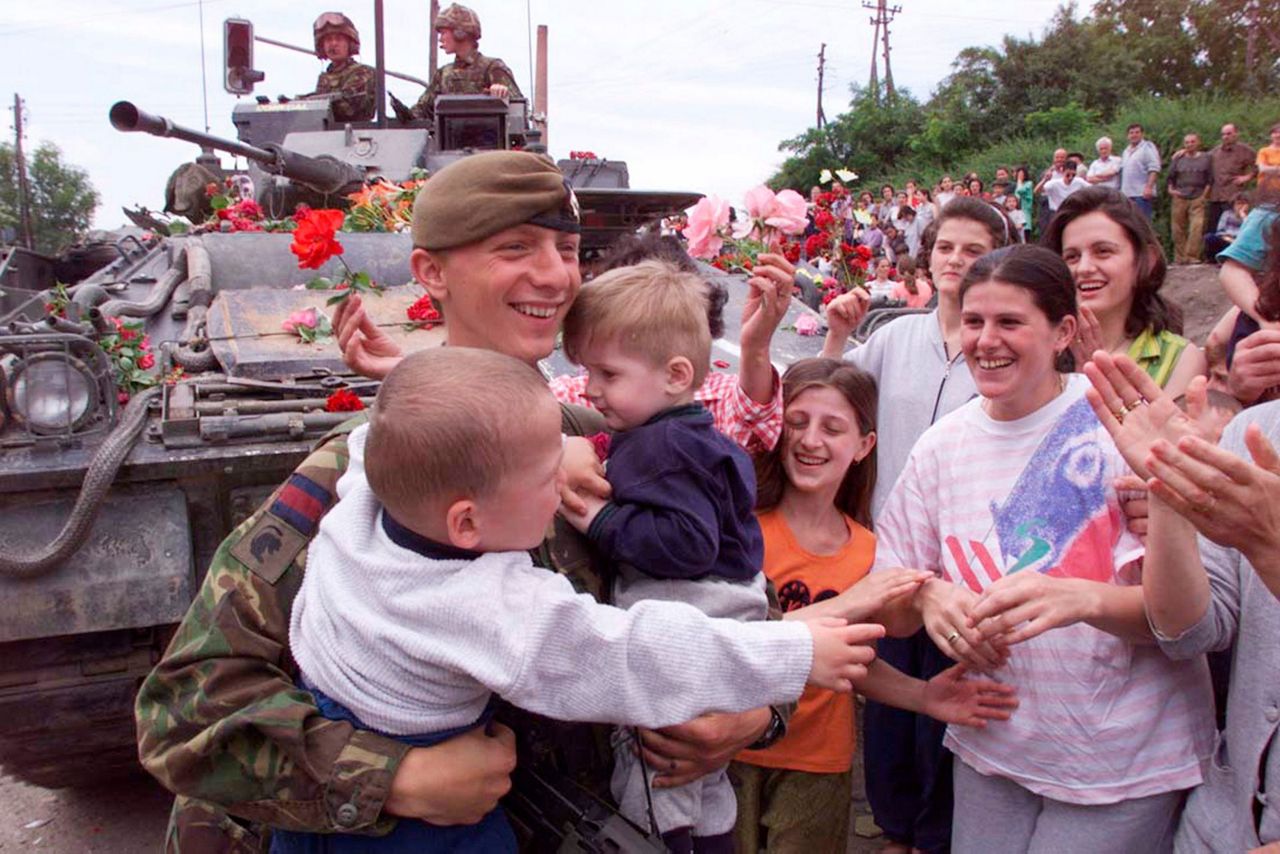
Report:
685,185,809,272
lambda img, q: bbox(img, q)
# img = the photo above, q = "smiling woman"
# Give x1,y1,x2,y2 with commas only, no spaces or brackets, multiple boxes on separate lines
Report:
873,244,1214,852
1042,187,1207,396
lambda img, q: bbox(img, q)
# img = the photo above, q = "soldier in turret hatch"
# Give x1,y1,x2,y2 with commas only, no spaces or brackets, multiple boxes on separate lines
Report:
410,4,523,122
300,12,377,123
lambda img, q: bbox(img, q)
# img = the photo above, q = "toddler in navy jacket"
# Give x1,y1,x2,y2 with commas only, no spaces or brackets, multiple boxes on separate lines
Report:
561,259,768,851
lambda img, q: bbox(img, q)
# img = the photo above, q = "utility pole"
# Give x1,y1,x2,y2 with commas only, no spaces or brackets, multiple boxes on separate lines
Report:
863,0,901,101
816,43,827,128
11,94,35,251
867,8,880,98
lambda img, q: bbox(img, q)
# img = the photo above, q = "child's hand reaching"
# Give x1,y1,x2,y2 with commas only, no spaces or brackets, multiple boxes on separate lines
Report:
801,617,885,693
921,663,1018,728
559,435,611,524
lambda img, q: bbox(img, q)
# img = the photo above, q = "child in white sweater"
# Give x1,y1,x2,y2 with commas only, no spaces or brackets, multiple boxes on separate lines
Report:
278,346,882,854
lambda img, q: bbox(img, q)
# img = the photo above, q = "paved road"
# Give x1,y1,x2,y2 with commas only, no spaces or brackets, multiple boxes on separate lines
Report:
0,772,169,852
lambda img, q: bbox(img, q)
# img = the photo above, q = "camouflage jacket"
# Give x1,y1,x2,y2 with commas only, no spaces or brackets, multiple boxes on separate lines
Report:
138,403,792,853
410,51,523,121
310,59,377,122
138,405,613,852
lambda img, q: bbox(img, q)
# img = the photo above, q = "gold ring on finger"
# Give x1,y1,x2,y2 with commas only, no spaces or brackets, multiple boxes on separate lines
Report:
945,631,960,645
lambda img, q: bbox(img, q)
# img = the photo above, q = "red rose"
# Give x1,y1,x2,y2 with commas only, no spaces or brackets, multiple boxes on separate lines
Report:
138,352,156,370
814,210,835,229
817,192,835,207
840,241,856,256
804,233,830,257
325,388,365,412
855,245,873,260
406,294,442,323
291,209,346,270
782,242,801,264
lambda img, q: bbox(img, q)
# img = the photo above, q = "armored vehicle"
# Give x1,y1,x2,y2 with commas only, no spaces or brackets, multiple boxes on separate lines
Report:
0,4,705,792
0,6,837,816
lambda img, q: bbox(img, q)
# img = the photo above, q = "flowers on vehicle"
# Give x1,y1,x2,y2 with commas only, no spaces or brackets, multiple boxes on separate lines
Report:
100,316,158,401
293,208,381,307
324,388,365,412
405,294,443,329
281,307,333,344
346,172,430,233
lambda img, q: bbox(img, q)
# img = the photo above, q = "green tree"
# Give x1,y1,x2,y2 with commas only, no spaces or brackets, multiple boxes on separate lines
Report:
771,85,925,192
0,141,99,255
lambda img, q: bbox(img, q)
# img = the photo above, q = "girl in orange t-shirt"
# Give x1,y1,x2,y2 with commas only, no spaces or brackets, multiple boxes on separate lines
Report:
731,359,1017,853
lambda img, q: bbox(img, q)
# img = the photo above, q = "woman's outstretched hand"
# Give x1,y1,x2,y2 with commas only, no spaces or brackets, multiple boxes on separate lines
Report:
921,663,1018,728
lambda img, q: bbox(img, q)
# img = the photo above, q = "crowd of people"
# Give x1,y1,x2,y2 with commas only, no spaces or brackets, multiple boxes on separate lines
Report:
787,120,1279,292
128,6,1280,852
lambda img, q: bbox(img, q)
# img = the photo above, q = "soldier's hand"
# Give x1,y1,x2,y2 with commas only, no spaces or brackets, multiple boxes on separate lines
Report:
488,83,510,99
384,722,516,825
638,708,773,788
334,292,405,380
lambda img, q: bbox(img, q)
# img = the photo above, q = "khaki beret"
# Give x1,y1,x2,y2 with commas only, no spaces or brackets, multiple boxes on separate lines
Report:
412,151,581,250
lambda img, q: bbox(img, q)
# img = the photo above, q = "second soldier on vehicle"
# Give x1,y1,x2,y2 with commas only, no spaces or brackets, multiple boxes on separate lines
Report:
301,12,377,123
411,4,522,122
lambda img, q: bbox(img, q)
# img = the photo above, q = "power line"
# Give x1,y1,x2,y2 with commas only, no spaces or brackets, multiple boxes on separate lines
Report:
863,0,901,100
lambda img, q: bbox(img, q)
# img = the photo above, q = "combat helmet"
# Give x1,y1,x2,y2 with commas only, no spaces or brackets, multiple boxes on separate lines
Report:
313,11,360,58
435,4,482,40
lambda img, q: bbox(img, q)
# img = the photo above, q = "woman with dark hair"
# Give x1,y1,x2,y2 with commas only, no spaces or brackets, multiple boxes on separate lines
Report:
819,195,1015,854
876,245,1213,851
733,358,1016,853
1042,187,1206,396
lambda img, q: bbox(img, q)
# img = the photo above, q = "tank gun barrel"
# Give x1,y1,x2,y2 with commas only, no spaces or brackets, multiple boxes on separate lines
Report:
110,101,364,195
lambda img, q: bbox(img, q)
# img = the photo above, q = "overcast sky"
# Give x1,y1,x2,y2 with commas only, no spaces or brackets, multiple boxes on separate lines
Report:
3,0,1070,231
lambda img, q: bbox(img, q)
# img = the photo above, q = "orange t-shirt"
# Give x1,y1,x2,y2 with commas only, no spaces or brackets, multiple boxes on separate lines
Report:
736,508,875,773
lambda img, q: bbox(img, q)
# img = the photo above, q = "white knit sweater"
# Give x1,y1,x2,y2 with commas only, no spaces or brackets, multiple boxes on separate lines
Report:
288,425,813,736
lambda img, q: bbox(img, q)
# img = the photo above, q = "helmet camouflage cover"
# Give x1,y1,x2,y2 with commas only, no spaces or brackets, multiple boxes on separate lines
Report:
434,4,482,40
313,12,360,58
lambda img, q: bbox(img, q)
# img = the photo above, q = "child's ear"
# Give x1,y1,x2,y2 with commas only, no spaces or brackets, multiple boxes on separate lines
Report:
665,356,695,394
445,498,482,550
853,430,877,463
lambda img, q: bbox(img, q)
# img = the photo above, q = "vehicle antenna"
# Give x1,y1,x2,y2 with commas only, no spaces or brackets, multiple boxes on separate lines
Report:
198,0,210,131
526,0,535,102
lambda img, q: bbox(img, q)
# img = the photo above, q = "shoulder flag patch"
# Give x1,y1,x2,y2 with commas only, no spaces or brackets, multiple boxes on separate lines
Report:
228,474,334,583
270,474,332,537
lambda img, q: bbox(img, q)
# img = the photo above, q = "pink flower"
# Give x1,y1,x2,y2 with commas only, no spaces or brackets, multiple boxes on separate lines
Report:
794,314,820,336
684,195,730,259
738,186,810,239
281,307,319,334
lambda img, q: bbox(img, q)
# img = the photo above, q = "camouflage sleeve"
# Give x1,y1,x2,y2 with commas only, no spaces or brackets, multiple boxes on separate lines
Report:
763,579,797,729
410,68,443,120
488,59,523,100
135,429,409,835
332,63,377,122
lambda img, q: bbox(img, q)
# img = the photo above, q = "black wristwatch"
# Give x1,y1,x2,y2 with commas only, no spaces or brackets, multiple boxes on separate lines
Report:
745,706,786,751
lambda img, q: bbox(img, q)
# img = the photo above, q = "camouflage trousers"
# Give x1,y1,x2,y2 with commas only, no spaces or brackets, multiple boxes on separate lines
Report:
730,762,852,853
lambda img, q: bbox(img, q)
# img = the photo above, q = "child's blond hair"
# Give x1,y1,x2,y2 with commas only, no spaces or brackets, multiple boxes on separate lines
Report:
365,347,558,520
562,260,711,386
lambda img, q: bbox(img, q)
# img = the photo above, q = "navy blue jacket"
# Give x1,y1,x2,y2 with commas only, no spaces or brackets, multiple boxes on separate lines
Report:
587,404,762,582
